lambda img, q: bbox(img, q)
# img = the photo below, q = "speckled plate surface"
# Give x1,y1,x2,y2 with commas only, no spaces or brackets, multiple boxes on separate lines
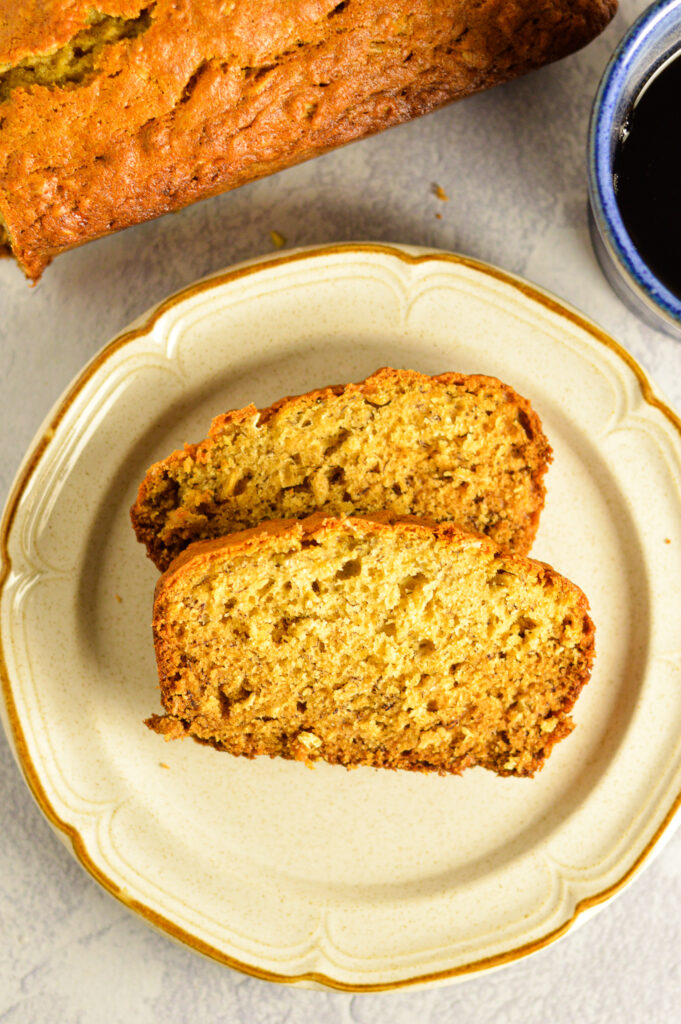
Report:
2,243,681,991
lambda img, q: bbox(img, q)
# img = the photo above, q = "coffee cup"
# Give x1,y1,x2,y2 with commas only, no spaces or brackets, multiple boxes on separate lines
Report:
588,0,681,336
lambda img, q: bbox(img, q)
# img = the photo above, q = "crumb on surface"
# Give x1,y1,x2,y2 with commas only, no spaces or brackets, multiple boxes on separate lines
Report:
270,230,286,249
435,212,442,219
433,184,449,201
665,538,671,544
159,762,170,769
115,594,122,603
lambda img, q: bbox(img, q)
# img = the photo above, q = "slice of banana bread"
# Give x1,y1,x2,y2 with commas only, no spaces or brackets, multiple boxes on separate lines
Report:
131,367,552,571
149,512,594,777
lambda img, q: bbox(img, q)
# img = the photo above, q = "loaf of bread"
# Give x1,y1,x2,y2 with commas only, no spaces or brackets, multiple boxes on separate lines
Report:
0,0,617,281
149,512,594,777
131,367,552,570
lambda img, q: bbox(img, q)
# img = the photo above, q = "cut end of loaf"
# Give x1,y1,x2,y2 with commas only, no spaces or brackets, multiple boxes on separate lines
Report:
149,513,594,778
0,215,11,255
131,367,553,571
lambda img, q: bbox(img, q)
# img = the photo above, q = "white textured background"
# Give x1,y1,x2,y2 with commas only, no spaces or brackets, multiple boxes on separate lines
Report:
1,2,680,1020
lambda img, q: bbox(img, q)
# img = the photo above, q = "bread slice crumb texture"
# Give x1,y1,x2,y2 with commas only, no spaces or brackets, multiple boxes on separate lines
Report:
150,513,594,778
131,368,552,570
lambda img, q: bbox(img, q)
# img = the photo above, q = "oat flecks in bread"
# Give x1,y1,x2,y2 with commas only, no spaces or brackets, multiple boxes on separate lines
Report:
149,513,595,778
130,367,552,571
0,0,617,281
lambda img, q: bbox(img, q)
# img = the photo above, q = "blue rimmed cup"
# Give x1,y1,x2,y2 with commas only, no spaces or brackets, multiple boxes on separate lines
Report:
588,0,681,337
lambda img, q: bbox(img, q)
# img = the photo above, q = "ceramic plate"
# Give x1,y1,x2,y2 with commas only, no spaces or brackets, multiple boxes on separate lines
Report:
3,244,681,991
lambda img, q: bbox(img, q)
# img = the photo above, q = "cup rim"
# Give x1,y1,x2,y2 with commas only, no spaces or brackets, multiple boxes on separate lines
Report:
588,0,681,326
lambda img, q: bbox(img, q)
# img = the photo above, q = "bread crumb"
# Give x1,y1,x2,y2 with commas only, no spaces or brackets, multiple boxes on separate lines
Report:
298,731,322,749
433,184,449,201
115,594,122,603
435,212,442,220
159,762,170,769
665,538,671,544
270,230,286,249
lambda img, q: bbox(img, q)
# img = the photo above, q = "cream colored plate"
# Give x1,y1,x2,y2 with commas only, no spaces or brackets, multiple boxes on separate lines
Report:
3,244,681,991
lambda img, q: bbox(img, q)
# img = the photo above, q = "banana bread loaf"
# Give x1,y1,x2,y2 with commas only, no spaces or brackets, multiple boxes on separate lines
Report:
0,0,617,281
149,512,594,777
131,367,552,570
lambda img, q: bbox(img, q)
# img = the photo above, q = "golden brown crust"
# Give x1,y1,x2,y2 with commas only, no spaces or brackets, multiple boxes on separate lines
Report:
0,0,617,280
150,511,595,778
131,366,553,570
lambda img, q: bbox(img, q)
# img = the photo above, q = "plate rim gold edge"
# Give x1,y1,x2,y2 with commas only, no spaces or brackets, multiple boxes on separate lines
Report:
2,241,681,992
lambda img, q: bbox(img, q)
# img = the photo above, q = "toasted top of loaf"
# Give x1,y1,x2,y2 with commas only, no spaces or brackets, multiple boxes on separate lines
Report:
131,367,552,570
150,512,594,777
0,1,617,280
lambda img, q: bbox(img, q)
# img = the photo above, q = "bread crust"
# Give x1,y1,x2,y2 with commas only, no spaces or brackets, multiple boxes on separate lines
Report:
0,0,617,280
131,366,553,570
150,510,595,777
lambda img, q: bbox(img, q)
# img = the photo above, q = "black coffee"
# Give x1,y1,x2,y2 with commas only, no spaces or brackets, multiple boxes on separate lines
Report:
613,49,681,298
